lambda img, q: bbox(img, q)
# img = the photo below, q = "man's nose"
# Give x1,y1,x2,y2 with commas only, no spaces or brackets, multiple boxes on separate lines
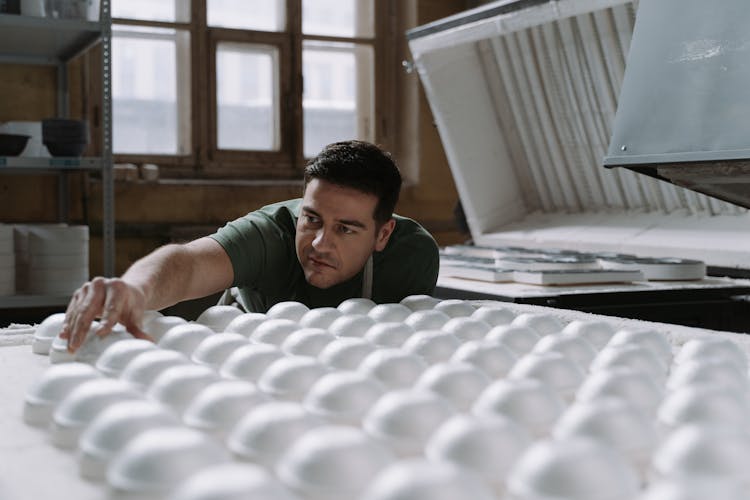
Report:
312,228,334,251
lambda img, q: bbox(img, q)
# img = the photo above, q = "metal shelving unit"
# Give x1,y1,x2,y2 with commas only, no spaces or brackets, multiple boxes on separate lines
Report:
0,1,113,311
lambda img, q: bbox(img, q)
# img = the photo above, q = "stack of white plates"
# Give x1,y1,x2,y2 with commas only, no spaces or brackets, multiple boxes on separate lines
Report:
0,224,14,295
14,224,89,295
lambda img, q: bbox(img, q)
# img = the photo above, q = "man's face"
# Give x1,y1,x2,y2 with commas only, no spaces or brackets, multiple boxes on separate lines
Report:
295,178,395,289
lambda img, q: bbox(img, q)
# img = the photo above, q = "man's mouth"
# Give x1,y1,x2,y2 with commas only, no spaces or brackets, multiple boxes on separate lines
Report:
309,255,336,269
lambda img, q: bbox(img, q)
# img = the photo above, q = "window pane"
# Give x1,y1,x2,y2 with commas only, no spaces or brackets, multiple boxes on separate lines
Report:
303,41,374,158
112,27,191,155
112,0,189,23
208,0,284,31
216,43,279,151
302,0,373,38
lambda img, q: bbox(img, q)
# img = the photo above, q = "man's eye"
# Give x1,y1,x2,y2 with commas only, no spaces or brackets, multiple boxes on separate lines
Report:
305,215,320,224
339,225,355,235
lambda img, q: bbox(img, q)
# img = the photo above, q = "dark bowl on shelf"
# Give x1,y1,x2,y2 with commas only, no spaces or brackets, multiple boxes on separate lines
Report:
44,141,88,157
0,133,30,156
42,119,89,143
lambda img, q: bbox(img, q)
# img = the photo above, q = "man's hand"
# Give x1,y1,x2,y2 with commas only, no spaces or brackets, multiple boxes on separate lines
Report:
60,277,153,353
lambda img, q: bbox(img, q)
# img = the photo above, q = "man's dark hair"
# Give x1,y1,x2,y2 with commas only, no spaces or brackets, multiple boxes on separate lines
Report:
304,140,402,225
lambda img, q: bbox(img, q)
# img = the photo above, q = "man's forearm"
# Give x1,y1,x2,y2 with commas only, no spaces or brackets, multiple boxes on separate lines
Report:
121,243,197,311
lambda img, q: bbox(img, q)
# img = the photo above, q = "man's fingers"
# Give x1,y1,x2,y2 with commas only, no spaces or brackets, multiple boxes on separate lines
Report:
61,287,84,340
68,278,107,352
96,280,125,338
129,325,155,343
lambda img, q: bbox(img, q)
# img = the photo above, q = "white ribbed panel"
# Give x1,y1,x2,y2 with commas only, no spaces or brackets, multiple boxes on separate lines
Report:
477,1,745,216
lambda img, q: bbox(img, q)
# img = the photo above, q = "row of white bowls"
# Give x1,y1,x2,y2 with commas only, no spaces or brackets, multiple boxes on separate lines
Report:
24,296,750,500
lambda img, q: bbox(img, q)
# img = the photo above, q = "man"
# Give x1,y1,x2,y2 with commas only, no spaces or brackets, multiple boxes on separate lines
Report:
62,140,440,352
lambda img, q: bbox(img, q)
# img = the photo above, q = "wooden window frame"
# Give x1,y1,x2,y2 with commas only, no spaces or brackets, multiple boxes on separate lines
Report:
109,0,396,181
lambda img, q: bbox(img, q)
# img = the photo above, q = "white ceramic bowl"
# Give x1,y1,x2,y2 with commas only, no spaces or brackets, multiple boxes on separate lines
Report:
157,323,215,356
78,399,178,480
190,332,248,369
511,313,565,336
472,378,565,437
303,371,386,425
95,338,158,377
142,316,187,342
561,320,617,349
608,328,673,364
280,328,335,357
360,459,496,500
327,314,376,338
666,358,749,394
674,337,748,372
425,413,531,493
299,307,342,328
227,401,324,467
119,349,189,390
652,424,750,487
337,298,376,315
506,437,640,500
553,398,657,474
266,301,309,322
359,349,428,389
223,312,267,337
404,310,451,331
532,332,597,370
195,305,243,332
414,362,491,411
317,337,376,370
639,478,746,500
51,378,142,449
450,340,517,379
219,343,285,382
367,303,413,323
509,351,585,401
166,463,301,500
471,306,515,326
441,317,491,342
32,312,66,354
364,322,414,347
257,356,329,401
590,344,668,384
276,425,396,500
23,362,102,426
140,310,163,329
433,299,476,318
50,324,133,365
107,426,229,496
362,389,456,457
402,330,461,365
183,380,269,438
249,319,299,346
146,364,219,415
657,384,750,429
577,367,664,417
399,294,441,311
485,325,542,356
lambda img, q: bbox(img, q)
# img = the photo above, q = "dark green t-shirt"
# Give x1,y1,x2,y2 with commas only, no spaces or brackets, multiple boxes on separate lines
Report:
209,199,439,312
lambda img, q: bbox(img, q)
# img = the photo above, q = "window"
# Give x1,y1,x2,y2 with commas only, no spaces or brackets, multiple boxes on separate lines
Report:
111,0,389,179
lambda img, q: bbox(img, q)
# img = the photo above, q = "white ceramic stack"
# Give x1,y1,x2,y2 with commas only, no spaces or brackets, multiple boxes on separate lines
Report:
0,121,49,157
0,224,15,295
14,224,89,295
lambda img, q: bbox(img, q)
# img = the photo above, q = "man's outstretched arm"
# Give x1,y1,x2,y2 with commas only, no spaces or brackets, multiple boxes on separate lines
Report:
61,237,234,352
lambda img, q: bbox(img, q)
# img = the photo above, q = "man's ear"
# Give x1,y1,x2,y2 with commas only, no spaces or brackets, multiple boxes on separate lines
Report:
374,218,396,251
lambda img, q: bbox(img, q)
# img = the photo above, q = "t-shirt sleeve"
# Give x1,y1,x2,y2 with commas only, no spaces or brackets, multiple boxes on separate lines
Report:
209,207,297,293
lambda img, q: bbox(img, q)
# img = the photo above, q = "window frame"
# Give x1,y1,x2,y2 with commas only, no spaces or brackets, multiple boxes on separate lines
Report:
108,0,395,180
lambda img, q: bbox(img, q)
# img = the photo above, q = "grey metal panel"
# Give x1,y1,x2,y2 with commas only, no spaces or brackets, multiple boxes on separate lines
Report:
605,0,750,164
